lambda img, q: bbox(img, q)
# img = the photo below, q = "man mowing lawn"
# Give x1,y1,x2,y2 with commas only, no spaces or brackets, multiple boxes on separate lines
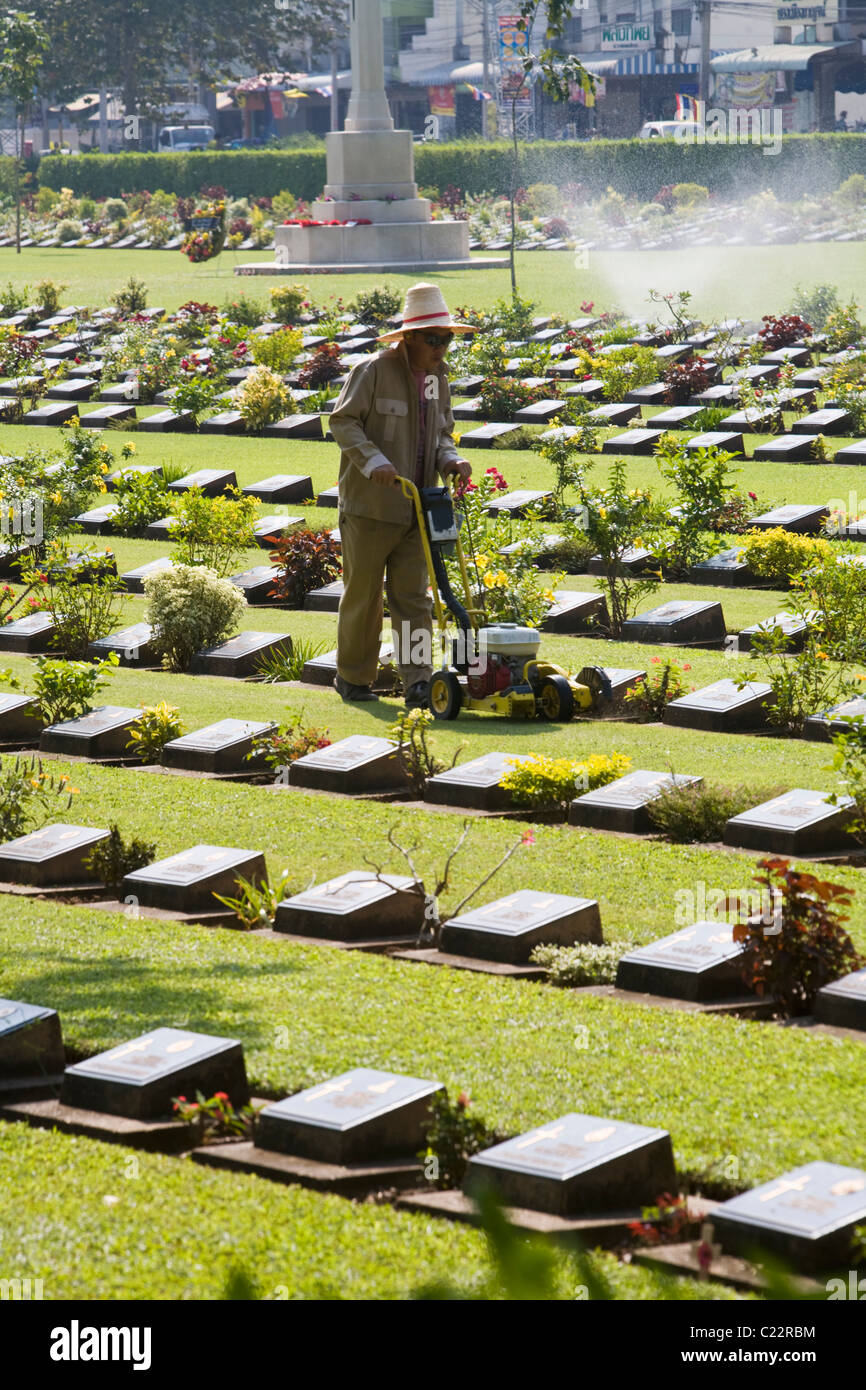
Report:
329,282,474,706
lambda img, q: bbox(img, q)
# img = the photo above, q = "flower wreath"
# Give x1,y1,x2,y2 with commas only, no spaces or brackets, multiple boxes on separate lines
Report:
181,201,227,262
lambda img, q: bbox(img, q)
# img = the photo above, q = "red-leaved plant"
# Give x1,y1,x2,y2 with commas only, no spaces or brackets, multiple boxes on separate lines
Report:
758,314,812,350
733,857,863,1017
268,527,341,607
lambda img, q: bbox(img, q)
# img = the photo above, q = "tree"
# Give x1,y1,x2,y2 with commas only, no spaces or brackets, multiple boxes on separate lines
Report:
0,10,49,252
507,1,593,295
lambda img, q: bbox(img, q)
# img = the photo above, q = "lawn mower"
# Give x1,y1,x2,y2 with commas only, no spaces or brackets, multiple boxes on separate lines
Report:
398,476,611,722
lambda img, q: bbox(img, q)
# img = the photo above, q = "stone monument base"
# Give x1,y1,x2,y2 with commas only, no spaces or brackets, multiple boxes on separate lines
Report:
236,219,506,275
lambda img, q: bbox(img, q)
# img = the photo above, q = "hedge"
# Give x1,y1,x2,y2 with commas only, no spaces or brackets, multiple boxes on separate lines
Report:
36,133,866,204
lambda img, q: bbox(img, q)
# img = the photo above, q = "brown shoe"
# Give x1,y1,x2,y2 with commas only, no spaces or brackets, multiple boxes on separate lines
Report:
334,675,379,702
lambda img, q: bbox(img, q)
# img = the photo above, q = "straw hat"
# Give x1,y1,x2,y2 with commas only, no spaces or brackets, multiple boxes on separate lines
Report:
377,282,476,342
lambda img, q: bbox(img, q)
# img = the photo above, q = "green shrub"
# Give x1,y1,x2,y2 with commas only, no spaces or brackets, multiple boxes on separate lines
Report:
623,662,692,721
36,549,129,658
269,282,309,323
126,702,184,763
55,219,82,242
222,293,266,328
111,472,174,533
30,654,120,725
835,173,866,206
104,198,128,222
736,528,833,587
530,941,630,986
500,752,631,813
0,754,77,842
110,277,148,315
420,1089,502,1191
236,365,292,432
671,182,709,207
647,781,774,843
790,282,840,331
83,822,157,893
268,527,341,607
349,284,402,324
170,488,259,577
34,279,66,315
144,564,246,672
250,326,304,374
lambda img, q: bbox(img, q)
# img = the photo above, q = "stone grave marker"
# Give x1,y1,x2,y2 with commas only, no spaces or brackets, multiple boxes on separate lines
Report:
650,405,703,430
569,770,702,834
803,696,866,742
761,346,810,367
586,402,639,427
814,966,866,1032
0,998,65,1082
0,612,57,653
563,378,605,399
242,474,313,504
304,579,344,612
684,431,744,457
601,428,665,455
79,404,137,429
689,548,753,587
61,1026,249,1121
44,377,97,401
74,503,121,534
450,375,485,397
792,408,852,435
465,1112,676,1216
123,845,267,913
513,399,568,425
162,718,276,774
119,557,174,594
256,1068,443,1164
40,705,142,759
229,566,280,605
425,751,534,810
143,515,179,542
0,823,109,885
199,410,245,435
87,624,155,666
724,788,855,855
301,642,395,687
22,402,78,426
189,631,292,678
486,490,552,519
440,889,602,964
458,424,521,448
253,515,303,547
712,1162,866,1272
749,504,828,535
663,678,771,732
264,414,324,441
624,383,670,406
737,611,815,654
616,922,749,1002
720,406,780,432
274,870,425,941
541,590,609,634
621,600,726,647
753,435,820,463
138,409,194,433
588,547,657,577
691,384,739,407
289,734,408,794
600,668,646,701
0,692,41,742
832,439,866,465
168,468,237,496
451,400,485,422
106,462,164,490
316,486,340,507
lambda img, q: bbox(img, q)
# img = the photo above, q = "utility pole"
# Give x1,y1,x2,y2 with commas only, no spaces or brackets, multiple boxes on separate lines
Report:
697,0,711,105
99,83,109,152
482,0,492,139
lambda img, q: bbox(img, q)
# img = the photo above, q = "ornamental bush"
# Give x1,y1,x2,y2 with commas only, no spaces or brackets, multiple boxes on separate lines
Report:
500,751,631,814
236,364,292,432
250,326,304,374
268,527,341,607
144,564,246,672
736,528,833,587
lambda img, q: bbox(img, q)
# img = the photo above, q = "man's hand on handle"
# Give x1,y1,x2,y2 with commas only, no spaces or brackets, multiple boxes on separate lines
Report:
445,459,472,482
370,463,399,486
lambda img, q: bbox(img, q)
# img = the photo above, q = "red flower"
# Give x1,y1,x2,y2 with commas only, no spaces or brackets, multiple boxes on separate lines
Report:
748,491,757,501
682,663,691,671
650,656,661,664
456,1092,471,1110
521,829,536,846
176,1095,187,1103
214,1091,229,1102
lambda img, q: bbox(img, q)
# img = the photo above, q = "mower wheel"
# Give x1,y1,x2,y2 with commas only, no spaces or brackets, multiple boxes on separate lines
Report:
429,669,463,720
537,675,575,722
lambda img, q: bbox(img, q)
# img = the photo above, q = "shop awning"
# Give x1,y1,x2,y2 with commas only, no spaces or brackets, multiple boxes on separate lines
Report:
711,43,852,74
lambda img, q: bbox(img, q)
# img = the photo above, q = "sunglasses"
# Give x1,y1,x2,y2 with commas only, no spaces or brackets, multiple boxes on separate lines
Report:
420,332,454,348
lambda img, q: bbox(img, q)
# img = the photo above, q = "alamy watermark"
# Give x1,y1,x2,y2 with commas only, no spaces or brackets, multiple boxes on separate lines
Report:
675,107,783,158
2,495,42,544
675,882,782,935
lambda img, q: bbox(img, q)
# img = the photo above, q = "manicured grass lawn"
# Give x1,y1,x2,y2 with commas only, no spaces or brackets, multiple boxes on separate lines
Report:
0,1125,741,1300
3,243,866,322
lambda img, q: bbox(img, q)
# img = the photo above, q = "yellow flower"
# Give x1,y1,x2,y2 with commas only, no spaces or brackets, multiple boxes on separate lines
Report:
125,442,136,453
482,571,495,589
29,778,40,788
599,506,607,518
816,650,829,660
543,589,556,603
493,572,508,589
857,674,866,682
100,462,110,473
475,553,489,571
51,491,62,504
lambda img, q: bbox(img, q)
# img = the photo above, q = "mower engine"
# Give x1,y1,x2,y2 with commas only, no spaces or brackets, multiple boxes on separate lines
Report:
464,624,541,698
466,652,520,700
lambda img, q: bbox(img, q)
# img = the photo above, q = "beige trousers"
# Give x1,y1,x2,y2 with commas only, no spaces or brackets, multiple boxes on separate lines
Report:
337,511,434,687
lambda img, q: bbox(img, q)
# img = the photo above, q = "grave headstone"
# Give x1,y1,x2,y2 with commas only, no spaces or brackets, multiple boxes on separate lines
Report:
513,400,570,425
242,475,313,504
161,718,276,774
586,402,639,427
724,788,854,855
44,378,97,401
87,624,155,666
304,579,344,612
264,414,324,440
624,383,670,407
0,612,57,653
600,668,646,701
301,642,395,687
138,409,194,433
450,375,485,397
749,504,828,535
663,679,771,732
79,404,137,429
689,548,753,587
541,590,609,634
621,600,726,647
0,823,109,885
712,1162,866,1272
450,401,485,422
274,870,425,941
120,558,174,594
0,998,64,1081
601,428,665,455
458,424,521,448
0,692,42,742
316,486,340,508
198,410,245,435
168,469,237,497
737,610,815,654
814,966,866,1032
106,463,164,490
60,1026,249,1121
40,705,143,758
588,547,657,577
792,408,853,435
465,1112,676,1216
569,770,702,834
691,384,739,406
143,515,179,541
189,631,292,678
832,439,866,465
803,696,866,743
425,751,534,810
229,566,280,605
684,431,744,457
289,734,408,794
649,405,703,430
256,1068,443,1164
440,889,602,964
563,378,605,400
486,490,552,519
74,503,121,534
616,922,749,1002
22,403,78,427
753,435,820,463
123,845,267,913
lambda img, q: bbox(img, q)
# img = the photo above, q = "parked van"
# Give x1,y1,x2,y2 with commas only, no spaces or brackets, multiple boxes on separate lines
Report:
157,125,215,152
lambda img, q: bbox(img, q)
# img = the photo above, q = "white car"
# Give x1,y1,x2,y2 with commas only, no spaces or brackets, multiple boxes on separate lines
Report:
639,120,702,140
